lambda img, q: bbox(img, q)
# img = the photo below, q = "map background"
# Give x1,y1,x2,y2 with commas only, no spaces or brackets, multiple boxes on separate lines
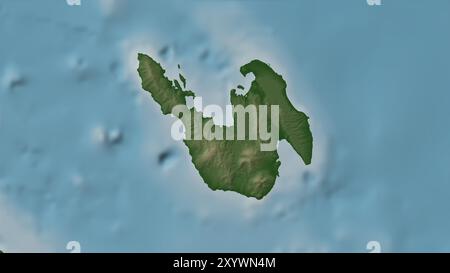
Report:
0,0,449,252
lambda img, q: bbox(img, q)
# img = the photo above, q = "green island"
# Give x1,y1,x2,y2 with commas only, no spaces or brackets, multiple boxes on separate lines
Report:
137,53,313,199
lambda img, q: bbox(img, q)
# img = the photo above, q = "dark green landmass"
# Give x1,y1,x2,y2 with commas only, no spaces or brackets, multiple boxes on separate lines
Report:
137,53,313,199
179,73,186,89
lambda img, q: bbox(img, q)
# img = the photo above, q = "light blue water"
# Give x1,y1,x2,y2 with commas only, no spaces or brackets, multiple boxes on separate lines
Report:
0,0,449,252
